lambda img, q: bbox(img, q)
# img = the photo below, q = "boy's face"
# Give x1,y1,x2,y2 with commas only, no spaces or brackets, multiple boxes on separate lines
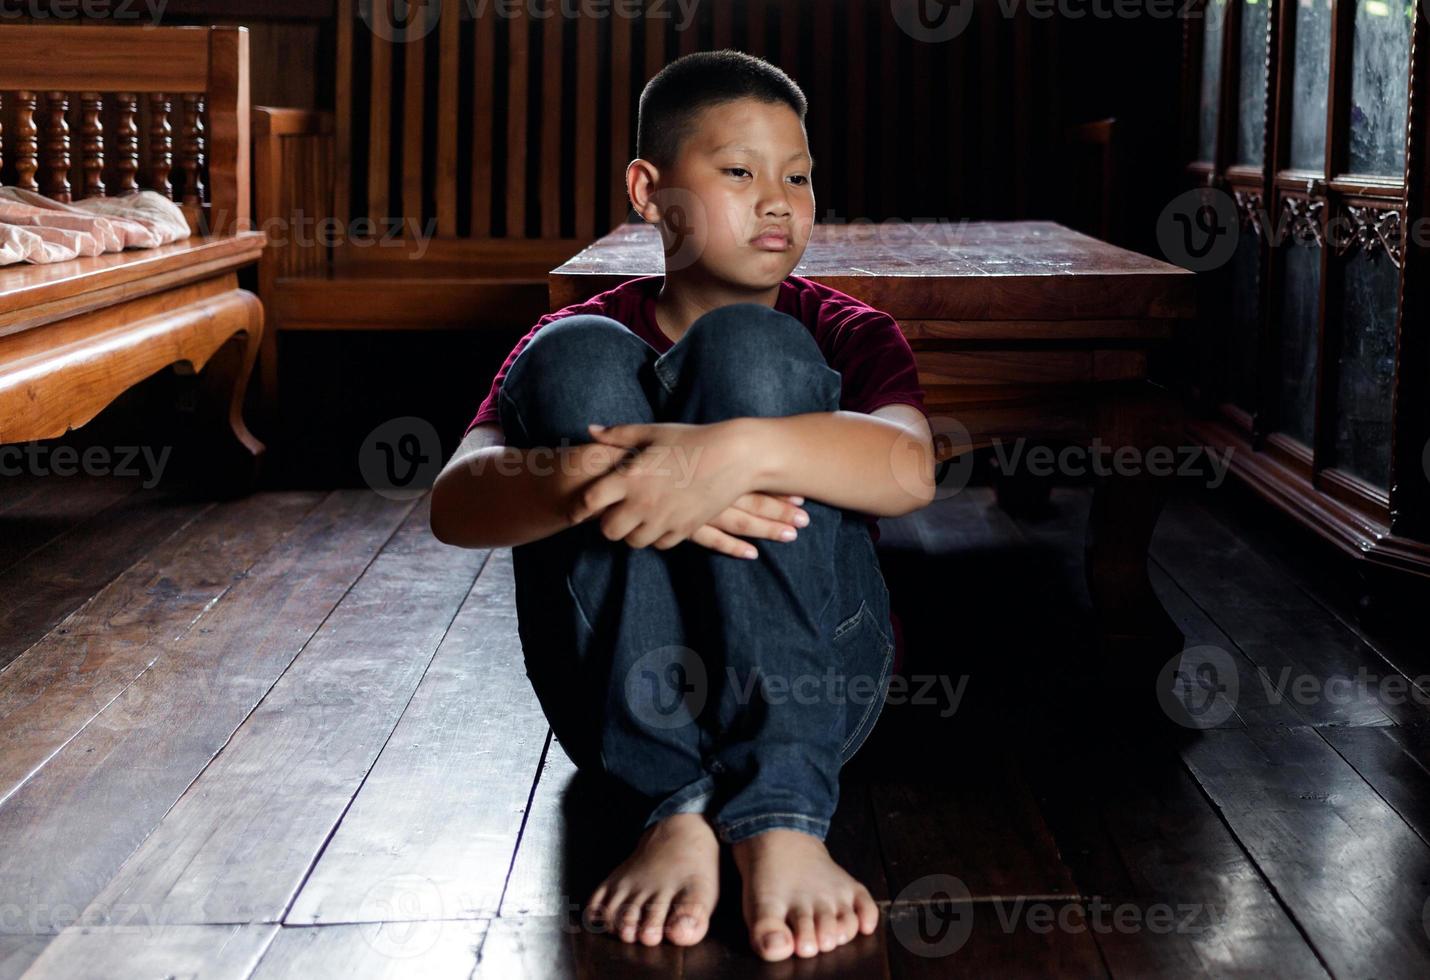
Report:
653,97,815,291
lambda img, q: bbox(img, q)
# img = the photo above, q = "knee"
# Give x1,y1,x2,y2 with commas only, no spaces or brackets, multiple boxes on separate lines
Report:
677,304,839,416
507,314,648,392
500,315,654,445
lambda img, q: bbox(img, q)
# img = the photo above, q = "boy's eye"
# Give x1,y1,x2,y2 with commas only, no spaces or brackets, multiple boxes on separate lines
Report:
788,175,809,186
724,167,751,178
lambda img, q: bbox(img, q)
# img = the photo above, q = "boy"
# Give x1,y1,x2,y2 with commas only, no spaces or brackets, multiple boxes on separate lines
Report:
431,50,935,962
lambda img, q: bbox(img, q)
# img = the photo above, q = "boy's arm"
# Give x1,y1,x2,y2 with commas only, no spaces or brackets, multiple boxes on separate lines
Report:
742,404,937,517
429,423,626,549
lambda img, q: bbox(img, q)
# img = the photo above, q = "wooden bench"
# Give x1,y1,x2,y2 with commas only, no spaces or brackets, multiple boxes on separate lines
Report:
249,1,1064,433
0,25,267,492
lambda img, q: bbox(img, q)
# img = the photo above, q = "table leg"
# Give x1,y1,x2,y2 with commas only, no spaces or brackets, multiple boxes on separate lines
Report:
1084,382,1184,676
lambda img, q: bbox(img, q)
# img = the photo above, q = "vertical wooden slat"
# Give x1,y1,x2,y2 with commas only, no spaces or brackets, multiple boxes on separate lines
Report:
112,93,139,194
148,93,173,200
401,8,426,228
746,0,766,56
979,5,998,211
0,93,4,181
15,92,38,193
574,12,597,237
1012,10,1031,217
540,7,565,239
79,93,104,200
439,0,462,237
846,0,866,219
334,0,353,224
470,0,495,237
780,1,799,75
42,91,71,202
712,0,732,50
207,27,249,234
367,0,393,225
880,11,897,217
179,93,207,207
679,0,699,56
609,10,632,228
506,6,530,238
911,12,932,209
645,5,666,87
813,0,832,216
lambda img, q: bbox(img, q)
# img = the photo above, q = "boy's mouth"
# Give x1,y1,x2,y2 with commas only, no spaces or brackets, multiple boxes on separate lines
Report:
750,228,791,251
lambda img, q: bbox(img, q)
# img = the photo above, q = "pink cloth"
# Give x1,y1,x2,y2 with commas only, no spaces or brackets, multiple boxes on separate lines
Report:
0,187,191,266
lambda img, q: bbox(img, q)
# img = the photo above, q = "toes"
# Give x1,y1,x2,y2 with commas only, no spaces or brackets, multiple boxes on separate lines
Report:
814,905,843,952
665,890,711,946
791,909,819,958
835,907,861,944
584,884,613,933
854,888,881,935
614,893,647,943
637,895,673,947
749,905,796,962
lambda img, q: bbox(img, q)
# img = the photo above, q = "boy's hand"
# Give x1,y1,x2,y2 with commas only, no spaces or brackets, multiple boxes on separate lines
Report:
572,419,787,553
695,491,809,559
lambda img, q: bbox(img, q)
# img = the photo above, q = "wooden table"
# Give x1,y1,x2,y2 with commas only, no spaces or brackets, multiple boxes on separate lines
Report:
549,221,1196,673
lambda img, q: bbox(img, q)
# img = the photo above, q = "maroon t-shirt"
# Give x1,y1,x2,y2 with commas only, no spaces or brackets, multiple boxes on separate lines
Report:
465,274,928,667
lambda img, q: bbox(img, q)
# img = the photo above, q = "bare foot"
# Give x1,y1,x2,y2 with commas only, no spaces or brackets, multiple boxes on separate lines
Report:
732,828,881,961
584,812,720,947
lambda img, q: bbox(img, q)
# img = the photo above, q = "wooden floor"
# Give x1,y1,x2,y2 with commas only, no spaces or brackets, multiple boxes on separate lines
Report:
1,470,1429,979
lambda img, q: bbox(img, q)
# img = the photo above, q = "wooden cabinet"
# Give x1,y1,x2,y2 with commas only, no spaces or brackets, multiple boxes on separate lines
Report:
1181,0,1430,577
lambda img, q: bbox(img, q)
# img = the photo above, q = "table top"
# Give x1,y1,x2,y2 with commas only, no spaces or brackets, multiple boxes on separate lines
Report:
548,221,1195,323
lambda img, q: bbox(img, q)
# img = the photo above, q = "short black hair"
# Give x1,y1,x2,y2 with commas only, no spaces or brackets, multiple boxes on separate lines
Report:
636,50,808,171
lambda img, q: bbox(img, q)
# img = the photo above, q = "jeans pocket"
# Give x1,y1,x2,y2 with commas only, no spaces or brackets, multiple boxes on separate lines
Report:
833,599,895,762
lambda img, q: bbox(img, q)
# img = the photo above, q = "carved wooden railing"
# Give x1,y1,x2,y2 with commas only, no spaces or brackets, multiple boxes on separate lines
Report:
0,25,251,237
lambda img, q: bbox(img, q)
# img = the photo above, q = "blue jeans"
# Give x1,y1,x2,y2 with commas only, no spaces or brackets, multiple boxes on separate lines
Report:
498,303,895,843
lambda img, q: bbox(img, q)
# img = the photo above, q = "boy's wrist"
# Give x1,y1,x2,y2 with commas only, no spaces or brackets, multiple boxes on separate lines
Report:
725,416,782,491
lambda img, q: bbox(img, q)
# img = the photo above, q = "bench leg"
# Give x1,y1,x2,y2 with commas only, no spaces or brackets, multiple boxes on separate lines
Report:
192,290,267,496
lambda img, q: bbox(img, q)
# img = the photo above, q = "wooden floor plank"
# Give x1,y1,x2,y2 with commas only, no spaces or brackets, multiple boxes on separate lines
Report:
1023,736,1329,979
1152,499,1418,728
0,491,323,805
870,744,1081,903
287,549,550,924
81,499,488,926
1320,723,1430,846
1195,484,1430,691
0,486,211,671
249,922,487,979
0,474,141,575
20,924,276,980
0,937,46,980
0,490,413,938
473,916,679,979
1182,726,1430,978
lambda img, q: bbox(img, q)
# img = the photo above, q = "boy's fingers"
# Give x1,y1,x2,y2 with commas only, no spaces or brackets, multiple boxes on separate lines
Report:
710,507,796,542
569,475,625,524
690,525,759,559
734,493,809,529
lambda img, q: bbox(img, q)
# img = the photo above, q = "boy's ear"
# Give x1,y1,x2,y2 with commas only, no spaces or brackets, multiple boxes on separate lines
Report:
627,158,662,223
